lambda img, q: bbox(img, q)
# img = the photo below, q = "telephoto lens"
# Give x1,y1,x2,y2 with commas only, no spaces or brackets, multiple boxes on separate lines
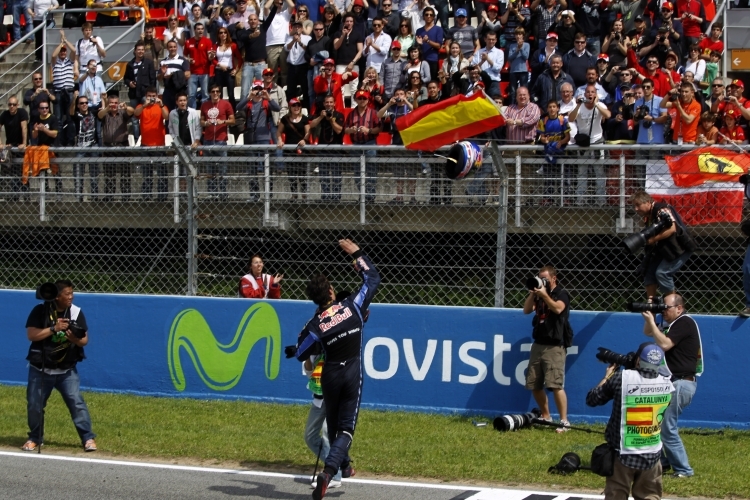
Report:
493,408,541,432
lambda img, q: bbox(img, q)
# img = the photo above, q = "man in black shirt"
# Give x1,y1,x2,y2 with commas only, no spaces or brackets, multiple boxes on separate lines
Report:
289,239,380,500
69,91,100,201
0,96,29,199
23,280,97,453
333,14,364,102
523,265,571,431
306,21,331,107
125,41,157,140
23,72,54,141
642,292,701,478
310,95,343,201
235,6,278,105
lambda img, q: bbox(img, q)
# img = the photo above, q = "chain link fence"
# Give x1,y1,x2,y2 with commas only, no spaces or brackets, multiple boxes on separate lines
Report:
0,143,746,314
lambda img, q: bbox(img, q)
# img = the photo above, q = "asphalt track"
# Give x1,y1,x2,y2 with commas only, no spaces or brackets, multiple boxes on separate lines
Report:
0,451,610,500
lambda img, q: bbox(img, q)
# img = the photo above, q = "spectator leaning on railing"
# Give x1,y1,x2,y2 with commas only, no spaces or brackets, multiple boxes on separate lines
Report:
378,88,414,204
98,92,134,201
661,81,701,144
309,95,345,201
133,87,169,201
0,97,29,200
201,84,235,198
344,89,381,202
569,84,610,206
69,90,100,201
505,86,542,145
125,41,157,140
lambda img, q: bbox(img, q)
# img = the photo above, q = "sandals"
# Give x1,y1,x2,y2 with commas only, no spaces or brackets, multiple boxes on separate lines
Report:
21,440,38,452
84,439,97,452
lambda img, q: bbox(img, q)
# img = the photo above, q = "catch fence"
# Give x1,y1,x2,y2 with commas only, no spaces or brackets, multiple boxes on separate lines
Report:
0,142,745,314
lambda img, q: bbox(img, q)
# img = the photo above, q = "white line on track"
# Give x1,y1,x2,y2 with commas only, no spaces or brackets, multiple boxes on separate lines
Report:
0,451,606,499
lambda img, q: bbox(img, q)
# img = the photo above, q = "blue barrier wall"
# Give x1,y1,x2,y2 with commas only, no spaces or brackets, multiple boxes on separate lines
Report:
1,290,747,428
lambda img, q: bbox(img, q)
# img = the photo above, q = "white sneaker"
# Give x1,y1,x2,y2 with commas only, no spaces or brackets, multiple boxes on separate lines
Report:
556,419,571,433
311,478,342,489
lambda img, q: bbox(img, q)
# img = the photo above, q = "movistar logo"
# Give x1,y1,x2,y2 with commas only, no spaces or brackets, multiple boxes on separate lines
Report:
167,303,281,391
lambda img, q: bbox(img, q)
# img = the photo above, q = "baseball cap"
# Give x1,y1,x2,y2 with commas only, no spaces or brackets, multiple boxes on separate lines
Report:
561,9,575,18
662,1,674,10
354,89,370,100
729,79,745,89
597,53,609,62
666,51,678,60
726,108,739,117
637,343,666,374
391,40,401,49
456,8,467,17
487,4,498,11
546,32,558,40
352,0,365,7
262,67,274,76
289,97,301,106
252,79,263,89
635,14,644,21
323,58,335,66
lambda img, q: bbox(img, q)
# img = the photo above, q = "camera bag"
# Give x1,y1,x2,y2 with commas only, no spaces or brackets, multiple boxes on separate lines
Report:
590,443,615,477
548,452,581,475
574,105,596,147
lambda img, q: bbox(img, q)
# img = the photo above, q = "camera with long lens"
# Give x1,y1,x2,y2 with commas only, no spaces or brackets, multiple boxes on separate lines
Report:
525,276,549,291
36,282,59,302
625,295,668,313
621,210,673,254
595,347,637,369
493,408,541,432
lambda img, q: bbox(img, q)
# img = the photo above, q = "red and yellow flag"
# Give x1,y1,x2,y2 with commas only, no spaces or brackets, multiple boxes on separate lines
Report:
626,407,653,426
666,146,750,188
395,92,505,151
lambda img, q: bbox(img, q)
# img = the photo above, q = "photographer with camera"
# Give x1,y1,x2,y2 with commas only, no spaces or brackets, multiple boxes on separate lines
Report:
633,77,668,156
569,84,610,205
640,292,702,478
586,343,674,497
22,280,97,453
660,82,701,144
630,190,695,297
523,265,572,433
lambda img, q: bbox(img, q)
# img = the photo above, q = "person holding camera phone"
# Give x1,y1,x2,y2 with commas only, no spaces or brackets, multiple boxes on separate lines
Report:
586,343,673,496
22,280,97,453
640,291,702,478
134,87,169,201
242,80,281,201
633,77,668,157
660,81,701,144
523,265,572,433
310,95,344,201
378,88,413,202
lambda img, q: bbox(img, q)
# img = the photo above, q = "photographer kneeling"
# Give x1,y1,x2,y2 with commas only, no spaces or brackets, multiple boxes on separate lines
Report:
586,343,673,499
23,280,97,453
641,292,702,478
631,190,696,298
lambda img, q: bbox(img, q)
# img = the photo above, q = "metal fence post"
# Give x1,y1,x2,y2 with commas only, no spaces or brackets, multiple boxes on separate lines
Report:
514,153,521,227
172,137,198,296
619,152,626,230
39,170,47,222
173,155,180,224
360,151,366,225
264,152,270,222
491,142,508,308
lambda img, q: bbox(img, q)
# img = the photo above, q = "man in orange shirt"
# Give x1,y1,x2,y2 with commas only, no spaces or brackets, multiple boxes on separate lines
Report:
661,82,701,144
134,86,169,201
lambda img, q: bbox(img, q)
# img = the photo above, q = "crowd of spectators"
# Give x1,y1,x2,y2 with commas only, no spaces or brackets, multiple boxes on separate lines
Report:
2,0,747,205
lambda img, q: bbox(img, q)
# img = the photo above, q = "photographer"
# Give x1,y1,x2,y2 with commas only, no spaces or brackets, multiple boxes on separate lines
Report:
586,343,674,497
631,190,695,297
641,292,702,478
310,95,344,201
22,280,97,453
378,88,413,203
523,265,571,432
634,77,668,157
569,84,610,205
660,82,701,144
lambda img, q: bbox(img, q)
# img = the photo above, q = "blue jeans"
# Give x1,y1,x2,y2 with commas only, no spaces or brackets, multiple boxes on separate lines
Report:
353,141,377,202
304,400,342,481
129,98,141,140
644,251,692,295
241,63,267,103
188,74,209,109
661,379,696,476
467,156,492,201
75,151,100,201
13,0,31,41
203,140,228,196
27,366,96,445
743,243,750,307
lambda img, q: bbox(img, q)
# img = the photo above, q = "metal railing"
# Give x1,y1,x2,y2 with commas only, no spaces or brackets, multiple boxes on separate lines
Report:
0,142,745,315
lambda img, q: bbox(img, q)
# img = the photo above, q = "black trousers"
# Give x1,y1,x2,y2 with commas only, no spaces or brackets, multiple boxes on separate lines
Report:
321,357,362,476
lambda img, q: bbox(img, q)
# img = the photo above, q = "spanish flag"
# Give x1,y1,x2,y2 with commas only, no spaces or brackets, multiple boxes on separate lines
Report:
395,92,505,151
626,407,653,427
647,147,750,225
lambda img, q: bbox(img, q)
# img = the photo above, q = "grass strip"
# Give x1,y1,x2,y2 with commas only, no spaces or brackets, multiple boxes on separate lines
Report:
1,385,748,498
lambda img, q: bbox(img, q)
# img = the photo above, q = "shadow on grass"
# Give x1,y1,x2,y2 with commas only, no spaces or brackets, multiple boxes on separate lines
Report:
208,479,344,498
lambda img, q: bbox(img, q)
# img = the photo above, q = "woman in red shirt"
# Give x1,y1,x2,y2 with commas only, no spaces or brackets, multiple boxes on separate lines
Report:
238,254,283,298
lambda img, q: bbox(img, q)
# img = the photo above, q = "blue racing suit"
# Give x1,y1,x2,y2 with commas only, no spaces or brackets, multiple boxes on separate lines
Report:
293,250,380,476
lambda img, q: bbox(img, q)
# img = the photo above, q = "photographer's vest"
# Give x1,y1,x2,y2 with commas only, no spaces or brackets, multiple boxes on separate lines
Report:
649,202,697,261
27,304,83,372
619,370,673,455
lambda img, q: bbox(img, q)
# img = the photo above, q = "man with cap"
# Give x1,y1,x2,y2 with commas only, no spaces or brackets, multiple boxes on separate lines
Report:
638,23,679,68
640,292,702,478
344,89,381,202
242,79,282,201
611,0,648,34
530,32,561,88
629,15,650,53
313,58,358,114
379,41,406,100
261,67,288,131
712,79,750,124
649,1,683,48
586,342,674,497
236,5,279,104
445,8,479,59
284,18,312,109
479,4,502,42
549,9,581,55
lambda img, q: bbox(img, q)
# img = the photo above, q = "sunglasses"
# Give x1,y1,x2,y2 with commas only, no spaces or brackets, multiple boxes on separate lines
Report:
574,40,586,44
401,24,409,27
8,102,18,106
423,12,434,16
79,101,89,104
210,90,221,93
712,84,724,87
373,23,382,27
33,77,42,80
290,103,302,107
38,107,49,110
642,85,652,89
314,27,324,30
356,97,368,100
298,9,307,12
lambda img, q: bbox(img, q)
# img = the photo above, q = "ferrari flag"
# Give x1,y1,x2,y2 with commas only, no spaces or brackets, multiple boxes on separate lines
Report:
648,146,750,225
395,92,505,151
